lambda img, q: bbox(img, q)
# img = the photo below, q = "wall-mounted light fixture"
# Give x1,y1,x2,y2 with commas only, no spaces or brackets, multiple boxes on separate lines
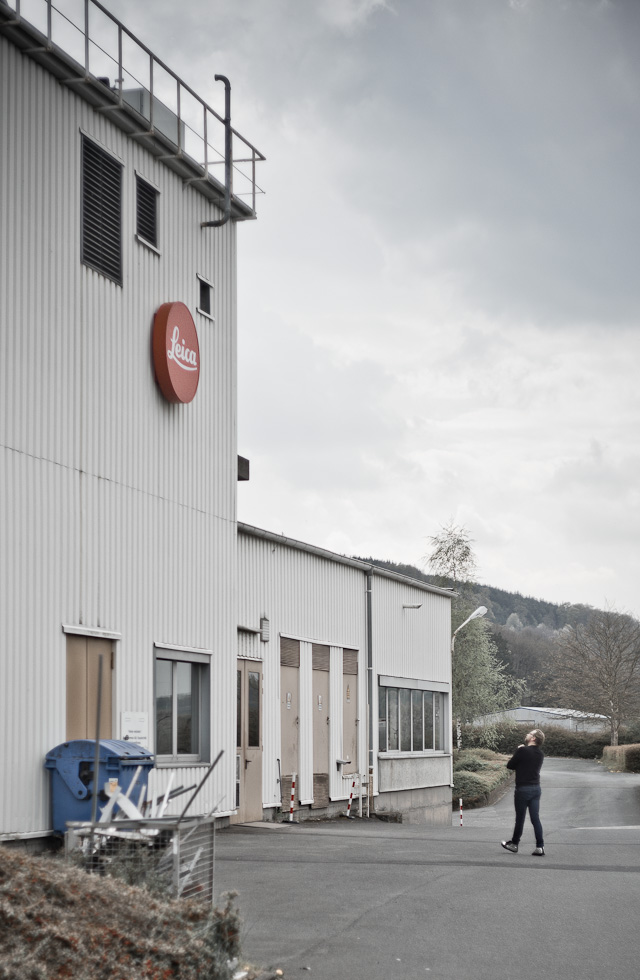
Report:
402,603,423,609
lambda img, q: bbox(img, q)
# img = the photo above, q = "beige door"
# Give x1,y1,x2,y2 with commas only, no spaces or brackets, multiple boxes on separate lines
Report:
66,635,113,740
342,649,358,775
231,660,263,823
279,638,300,811
311,644,330,808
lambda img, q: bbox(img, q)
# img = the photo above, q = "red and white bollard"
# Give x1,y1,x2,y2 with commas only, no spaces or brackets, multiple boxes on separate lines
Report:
346,778,356,818
289,773,296,822
459,797,463,827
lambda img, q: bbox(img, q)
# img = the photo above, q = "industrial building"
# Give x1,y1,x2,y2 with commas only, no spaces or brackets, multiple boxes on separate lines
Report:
0,0,453,845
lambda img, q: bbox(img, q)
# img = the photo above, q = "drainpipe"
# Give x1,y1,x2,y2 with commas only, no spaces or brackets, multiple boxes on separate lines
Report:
202,74,231,228
366,567,373,816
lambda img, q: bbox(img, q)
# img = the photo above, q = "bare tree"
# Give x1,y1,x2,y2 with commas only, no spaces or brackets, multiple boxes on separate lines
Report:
425,520,477,586
549,608,640,745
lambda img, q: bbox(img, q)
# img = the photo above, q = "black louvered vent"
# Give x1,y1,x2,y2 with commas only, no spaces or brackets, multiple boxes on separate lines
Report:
312,644,330,672
280,637,300,668
136,175,158,247
343,649,358,675
81,136,122,284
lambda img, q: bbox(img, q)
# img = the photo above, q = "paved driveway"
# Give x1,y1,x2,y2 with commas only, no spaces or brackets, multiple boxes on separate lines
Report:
215,758,640,980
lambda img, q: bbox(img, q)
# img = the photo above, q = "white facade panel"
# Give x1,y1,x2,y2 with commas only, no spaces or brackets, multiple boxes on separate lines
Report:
1,32,239,834
238,531,369,811
373,577,451,687
238,527,453,819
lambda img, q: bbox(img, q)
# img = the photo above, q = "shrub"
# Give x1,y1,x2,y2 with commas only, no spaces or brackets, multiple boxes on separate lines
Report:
603,743,640,773
452,770,493,803
0,847,241,980
624,746,640,772
452,748,513,809
461,722,610,759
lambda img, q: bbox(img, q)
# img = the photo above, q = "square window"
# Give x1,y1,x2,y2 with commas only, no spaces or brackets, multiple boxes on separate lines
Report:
197,276,214,319
154,651,210,762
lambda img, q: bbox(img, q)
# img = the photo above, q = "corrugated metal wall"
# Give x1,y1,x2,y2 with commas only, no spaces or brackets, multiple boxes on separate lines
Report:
1,36,238,834
238,531,453,812
238,532,369,809
372,577,451,685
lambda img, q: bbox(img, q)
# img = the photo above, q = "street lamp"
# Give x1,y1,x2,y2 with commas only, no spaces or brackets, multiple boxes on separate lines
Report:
451,605,487,751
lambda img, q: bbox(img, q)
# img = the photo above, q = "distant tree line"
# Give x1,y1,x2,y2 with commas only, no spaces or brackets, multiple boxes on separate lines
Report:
355,519,640,745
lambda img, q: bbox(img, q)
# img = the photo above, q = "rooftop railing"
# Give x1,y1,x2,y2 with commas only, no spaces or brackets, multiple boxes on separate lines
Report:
1,0,265,218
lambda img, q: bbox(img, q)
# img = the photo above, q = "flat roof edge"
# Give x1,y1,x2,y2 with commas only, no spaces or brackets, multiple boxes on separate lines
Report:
238,523,456,598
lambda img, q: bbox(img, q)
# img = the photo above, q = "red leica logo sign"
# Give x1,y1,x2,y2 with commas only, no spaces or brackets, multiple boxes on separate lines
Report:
153,302,200,403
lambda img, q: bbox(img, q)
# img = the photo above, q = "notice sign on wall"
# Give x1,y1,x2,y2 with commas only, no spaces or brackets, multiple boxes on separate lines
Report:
121,711,149,748
152,301,200,403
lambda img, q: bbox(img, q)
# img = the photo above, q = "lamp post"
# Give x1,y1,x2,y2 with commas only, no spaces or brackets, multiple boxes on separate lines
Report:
451,606,487,751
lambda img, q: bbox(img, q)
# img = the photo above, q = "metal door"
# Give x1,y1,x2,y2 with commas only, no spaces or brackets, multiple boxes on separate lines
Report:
342,649,358,775
66,635,113,740
231,659,263,823
311,644,330,808
280,637,300,811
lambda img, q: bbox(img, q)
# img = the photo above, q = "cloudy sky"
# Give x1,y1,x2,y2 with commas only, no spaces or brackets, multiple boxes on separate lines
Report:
106,0,640,617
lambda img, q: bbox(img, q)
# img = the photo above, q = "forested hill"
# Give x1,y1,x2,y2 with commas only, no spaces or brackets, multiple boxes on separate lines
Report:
356,558,594,630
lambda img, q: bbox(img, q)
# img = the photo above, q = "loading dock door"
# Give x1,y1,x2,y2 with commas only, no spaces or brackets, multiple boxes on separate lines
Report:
342,649,358,775
311,644,330,808
66,635,113,740
231,659,263,823
280,638,300,811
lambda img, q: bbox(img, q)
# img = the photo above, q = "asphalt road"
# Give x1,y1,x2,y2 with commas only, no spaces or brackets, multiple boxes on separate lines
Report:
215,758,640,980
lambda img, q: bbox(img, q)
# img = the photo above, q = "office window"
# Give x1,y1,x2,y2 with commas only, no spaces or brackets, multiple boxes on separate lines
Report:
379,685,446,753
136,175,159,248
155,650,210,763
81,135,122,284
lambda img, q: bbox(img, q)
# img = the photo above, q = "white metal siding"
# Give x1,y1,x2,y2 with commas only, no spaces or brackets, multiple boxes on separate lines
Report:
238,533,368,809
1,37,238,833
238,530,453,813
372,578,451,686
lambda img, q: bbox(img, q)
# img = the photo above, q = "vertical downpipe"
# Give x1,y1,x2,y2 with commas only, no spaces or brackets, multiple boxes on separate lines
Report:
202,75,232,228
366,569,373,816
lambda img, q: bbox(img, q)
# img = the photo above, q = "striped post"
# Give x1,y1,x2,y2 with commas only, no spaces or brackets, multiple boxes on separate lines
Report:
346,778,356,818
289,773,296,822
459,797,463,827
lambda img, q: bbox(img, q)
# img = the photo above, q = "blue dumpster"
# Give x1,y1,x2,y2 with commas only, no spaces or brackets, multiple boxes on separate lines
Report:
45,739,155,834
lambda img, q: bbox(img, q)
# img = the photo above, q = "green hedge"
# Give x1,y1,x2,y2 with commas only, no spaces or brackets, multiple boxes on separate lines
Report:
461,722,611,759
452,749,513,808
602,743,640,773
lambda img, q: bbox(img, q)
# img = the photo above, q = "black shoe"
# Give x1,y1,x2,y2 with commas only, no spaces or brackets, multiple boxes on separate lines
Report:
532,847,545,856
501,840,518,853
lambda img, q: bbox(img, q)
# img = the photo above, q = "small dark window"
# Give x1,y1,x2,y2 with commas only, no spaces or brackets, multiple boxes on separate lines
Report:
136,175,158,247
198,277,212,316
81,136,122,284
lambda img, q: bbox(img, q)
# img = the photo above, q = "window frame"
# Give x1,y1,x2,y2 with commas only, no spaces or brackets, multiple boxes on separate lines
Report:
196,274,215,321
154,646,211,765
378,681,447,755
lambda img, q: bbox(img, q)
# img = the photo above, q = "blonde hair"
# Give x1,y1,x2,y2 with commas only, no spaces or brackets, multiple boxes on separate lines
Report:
530,729,545,746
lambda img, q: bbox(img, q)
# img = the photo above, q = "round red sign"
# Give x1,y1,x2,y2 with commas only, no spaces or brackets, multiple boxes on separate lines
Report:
152,302,200,403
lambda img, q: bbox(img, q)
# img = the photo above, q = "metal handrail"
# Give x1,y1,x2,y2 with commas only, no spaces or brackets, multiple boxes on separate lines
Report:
2,0,265,216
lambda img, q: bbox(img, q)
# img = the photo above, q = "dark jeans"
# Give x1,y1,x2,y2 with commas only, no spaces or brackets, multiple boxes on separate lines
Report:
512,784,544,848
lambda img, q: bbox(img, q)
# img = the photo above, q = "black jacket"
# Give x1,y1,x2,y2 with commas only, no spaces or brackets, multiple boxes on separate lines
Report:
506,745,544,786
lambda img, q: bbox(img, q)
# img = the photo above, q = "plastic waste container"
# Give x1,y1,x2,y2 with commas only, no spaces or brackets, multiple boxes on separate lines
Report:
45,739,155,834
